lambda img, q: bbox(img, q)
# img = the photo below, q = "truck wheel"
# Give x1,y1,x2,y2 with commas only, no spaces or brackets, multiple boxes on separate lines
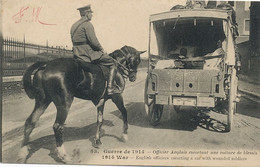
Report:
144,76,163,126
147,98,164,126
227,67,238,132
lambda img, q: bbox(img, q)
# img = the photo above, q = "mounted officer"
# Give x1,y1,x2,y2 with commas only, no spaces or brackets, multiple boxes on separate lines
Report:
70,4,116,95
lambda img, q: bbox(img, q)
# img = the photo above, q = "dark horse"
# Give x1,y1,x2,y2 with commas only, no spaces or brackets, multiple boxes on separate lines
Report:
18,46,146,163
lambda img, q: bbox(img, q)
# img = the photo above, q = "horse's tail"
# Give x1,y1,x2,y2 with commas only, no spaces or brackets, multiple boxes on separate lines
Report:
23,62,46,99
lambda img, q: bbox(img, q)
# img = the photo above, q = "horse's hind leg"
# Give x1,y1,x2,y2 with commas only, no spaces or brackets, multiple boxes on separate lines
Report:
111,94,128,141
93,99,105,148
18,98,51,162
52,95,73,162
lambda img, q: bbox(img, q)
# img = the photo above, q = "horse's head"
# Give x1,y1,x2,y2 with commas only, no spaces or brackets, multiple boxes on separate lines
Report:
110,46,146,82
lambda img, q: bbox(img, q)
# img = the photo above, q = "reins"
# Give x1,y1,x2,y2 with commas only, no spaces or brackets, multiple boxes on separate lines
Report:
113,48,134,79
116,61,130,79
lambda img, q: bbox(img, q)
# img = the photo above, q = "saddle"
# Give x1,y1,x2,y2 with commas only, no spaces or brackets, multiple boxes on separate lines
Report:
75,59,125,94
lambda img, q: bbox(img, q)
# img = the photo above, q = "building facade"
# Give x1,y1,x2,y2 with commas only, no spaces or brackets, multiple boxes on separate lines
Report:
231,1,259,73
249,2,260,73
233,1,251,43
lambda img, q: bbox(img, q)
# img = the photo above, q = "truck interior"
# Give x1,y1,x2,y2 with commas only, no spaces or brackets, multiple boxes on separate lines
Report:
150,17,228,69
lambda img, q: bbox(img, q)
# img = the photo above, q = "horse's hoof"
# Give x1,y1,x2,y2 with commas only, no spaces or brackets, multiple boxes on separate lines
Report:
56,145,71,163
92,138,102,148
17,146,29,163
57,155,71,164
122,133,128,142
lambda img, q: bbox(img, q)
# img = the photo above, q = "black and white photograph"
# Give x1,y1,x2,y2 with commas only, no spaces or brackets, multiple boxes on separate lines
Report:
1,0,260,166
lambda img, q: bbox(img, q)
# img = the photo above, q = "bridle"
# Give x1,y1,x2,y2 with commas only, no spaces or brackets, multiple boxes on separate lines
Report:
114,48,136,79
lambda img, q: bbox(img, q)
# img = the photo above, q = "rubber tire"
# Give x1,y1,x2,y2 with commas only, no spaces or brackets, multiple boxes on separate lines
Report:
227,66,237,132
144,76,163,126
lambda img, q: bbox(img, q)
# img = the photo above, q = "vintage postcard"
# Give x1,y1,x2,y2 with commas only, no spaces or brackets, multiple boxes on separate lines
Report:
1,0,260,166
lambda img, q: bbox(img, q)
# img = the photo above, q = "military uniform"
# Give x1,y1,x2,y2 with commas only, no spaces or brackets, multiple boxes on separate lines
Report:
71,19,114,66
71,5,116,94
71,18,103,61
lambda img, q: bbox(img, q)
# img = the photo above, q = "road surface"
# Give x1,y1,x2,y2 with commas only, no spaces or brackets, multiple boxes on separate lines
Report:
2,70,260,166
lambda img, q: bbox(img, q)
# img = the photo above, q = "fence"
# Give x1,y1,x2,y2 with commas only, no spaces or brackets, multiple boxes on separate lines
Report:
3,36,73,76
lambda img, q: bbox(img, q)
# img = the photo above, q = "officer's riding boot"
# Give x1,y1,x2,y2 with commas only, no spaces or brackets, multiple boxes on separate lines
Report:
107,67,116,95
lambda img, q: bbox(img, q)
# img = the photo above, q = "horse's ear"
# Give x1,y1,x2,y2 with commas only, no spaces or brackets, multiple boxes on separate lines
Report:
137,50,146,55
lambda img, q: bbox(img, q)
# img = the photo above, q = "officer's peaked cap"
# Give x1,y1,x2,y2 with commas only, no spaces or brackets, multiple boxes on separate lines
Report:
77,4,93,13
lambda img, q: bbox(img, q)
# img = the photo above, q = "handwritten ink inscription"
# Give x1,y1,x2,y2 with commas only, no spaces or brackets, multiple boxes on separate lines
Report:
12,6,57,25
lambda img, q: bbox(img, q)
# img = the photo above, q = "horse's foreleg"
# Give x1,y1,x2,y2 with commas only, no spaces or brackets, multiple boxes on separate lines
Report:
111,94,128,142
18,98,50,163
94,99,105,148
52,96,73,163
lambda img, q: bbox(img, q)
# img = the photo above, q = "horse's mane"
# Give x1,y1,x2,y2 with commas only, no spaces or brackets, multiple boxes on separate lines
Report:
109,45,138,60
121,45,138,54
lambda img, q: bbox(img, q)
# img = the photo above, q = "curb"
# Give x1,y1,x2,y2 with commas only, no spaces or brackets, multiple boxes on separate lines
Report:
238,88,260,100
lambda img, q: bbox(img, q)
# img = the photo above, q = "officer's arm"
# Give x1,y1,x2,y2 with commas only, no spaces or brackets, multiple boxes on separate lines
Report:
85,23,104,51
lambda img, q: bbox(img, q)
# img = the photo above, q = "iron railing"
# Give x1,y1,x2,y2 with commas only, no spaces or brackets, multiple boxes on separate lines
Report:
3,36,73,76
